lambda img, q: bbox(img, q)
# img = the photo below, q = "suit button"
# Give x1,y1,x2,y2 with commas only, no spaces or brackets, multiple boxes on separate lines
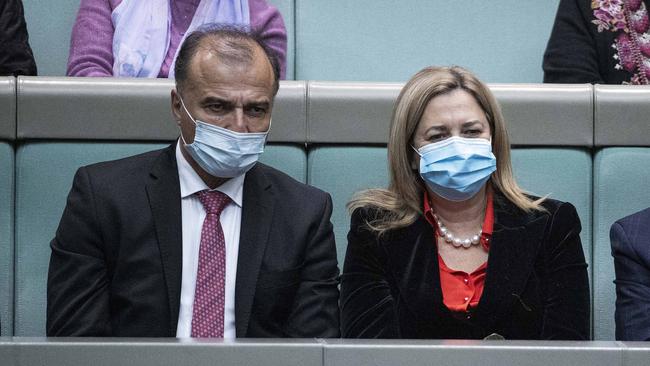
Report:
463,278,469,285
464,296,470,302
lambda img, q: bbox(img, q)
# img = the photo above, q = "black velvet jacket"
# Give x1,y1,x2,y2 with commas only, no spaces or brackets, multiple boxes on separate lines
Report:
340,194,590,340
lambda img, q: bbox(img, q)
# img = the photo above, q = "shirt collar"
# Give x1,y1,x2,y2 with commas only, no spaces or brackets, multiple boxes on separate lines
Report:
175,141,245,207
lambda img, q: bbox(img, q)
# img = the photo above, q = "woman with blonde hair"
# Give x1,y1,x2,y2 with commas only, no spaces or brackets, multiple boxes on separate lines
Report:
340,66,590,340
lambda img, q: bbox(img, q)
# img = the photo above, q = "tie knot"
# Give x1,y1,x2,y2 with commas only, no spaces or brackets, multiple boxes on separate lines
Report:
197,190,231,215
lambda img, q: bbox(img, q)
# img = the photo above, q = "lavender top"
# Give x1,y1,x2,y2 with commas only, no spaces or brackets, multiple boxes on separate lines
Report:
67,0,287,78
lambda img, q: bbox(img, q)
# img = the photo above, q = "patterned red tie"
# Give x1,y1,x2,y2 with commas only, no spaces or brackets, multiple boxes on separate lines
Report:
191,190,231,337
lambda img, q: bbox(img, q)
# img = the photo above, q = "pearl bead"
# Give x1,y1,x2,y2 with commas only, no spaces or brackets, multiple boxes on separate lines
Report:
462,239,472,248
445,232,454,242
471,235,480,244
453,237,462,246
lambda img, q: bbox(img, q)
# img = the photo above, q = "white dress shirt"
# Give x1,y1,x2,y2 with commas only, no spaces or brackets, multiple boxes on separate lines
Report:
175,142,244,338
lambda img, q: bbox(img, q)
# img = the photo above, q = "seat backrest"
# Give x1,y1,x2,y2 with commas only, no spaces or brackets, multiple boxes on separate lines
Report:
592,85,650,340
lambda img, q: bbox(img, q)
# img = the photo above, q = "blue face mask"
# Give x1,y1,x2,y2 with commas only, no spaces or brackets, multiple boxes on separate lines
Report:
179,97,269,178
415,136,497,202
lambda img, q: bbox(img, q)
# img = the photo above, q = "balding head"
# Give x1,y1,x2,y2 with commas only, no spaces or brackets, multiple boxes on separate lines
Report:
174,24,280,95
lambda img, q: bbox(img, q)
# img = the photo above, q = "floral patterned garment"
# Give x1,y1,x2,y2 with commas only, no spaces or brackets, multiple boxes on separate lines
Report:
592,0,650,84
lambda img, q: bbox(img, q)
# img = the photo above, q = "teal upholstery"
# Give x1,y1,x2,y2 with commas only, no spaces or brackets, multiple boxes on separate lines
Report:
22,0,296,78
593,148,650,340
295,0,561,82
0,143,14,336
261,144,307,183
22,0,79,76
307,146,389,266
12,142,304,335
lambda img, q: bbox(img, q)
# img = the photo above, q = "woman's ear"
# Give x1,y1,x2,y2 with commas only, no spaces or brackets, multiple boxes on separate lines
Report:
410,151,419,171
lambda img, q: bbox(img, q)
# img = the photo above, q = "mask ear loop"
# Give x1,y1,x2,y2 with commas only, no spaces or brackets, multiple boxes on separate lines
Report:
410,145,423,172
178,95,198,145
261,118,272,146
410,145,423,157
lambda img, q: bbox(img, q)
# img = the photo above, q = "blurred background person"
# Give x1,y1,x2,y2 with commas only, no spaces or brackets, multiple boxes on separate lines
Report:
544,0,650,84
611,207,650,341
66,0,286,78
340,66,590,340
0,0,37,76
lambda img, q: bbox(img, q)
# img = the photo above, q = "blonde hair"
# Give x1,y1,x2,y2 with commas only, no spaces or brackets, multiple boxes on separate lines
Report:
348,66,545,234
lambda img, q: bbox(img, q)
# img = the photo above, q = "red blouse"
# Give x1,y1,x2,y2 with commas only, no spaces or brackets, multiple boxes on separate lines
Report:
423,190,494,313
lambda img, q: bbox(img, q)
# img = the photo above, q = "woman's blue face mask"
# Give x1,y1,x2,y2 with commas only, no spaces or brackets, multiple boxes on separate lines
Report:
414,136,497,202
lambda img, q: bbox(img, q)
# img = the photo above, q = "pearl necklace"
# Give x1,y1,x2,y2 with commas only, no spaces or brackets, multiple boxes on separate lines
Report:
432,213,482,249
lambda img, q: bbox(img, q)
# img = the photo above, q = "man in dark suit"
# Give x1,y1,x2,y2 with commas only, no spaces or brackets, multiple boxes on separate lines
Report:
611,207,650,341
46,25,340,338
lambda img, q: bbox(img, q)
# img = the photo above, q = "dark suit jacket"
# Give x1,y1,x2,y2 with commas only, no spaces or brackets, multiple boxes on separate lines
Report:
340,193,590,340
47,144,340,337
611,207,650,341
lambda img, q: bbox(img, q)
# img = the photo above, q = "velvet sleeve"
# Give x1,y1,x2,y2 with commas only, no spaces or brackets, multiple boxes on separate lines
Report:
67,0,116,77
47,167,112,336
0,0,37,76
249,0,287,79
542,0,604,83
540,202,590,340
340,209,400,338
611,221,650,341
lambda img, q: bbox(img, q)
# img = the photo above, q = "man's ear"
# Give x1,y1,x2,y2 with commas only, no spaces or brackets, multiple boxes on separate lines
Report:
171,88,182,127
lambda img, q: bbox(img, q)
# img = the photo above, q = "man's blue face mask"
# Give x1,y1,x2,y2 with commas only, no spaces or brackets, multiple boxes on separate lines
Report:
179,96,270,178
414,136,497,202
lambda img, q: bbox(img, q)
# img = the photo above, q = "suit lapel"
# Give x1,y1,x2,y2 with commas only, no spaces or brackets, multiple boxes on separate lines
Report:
145,144,183,335
235,164,275,337
474,196,547,330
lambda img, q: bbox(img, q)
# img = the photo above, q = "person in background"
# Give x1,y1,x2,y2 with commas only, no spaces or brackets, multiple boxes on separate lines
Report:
48,25,338,338
340,66,590,340
611,208,650,341
67,0,287,78
544,0,650,84
0,0,37,76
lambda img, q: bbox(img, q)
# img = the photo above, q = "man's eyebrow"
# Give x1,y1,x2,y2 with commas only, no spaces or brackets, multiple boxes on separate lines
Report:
244,100,271,107
201,96,232,105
